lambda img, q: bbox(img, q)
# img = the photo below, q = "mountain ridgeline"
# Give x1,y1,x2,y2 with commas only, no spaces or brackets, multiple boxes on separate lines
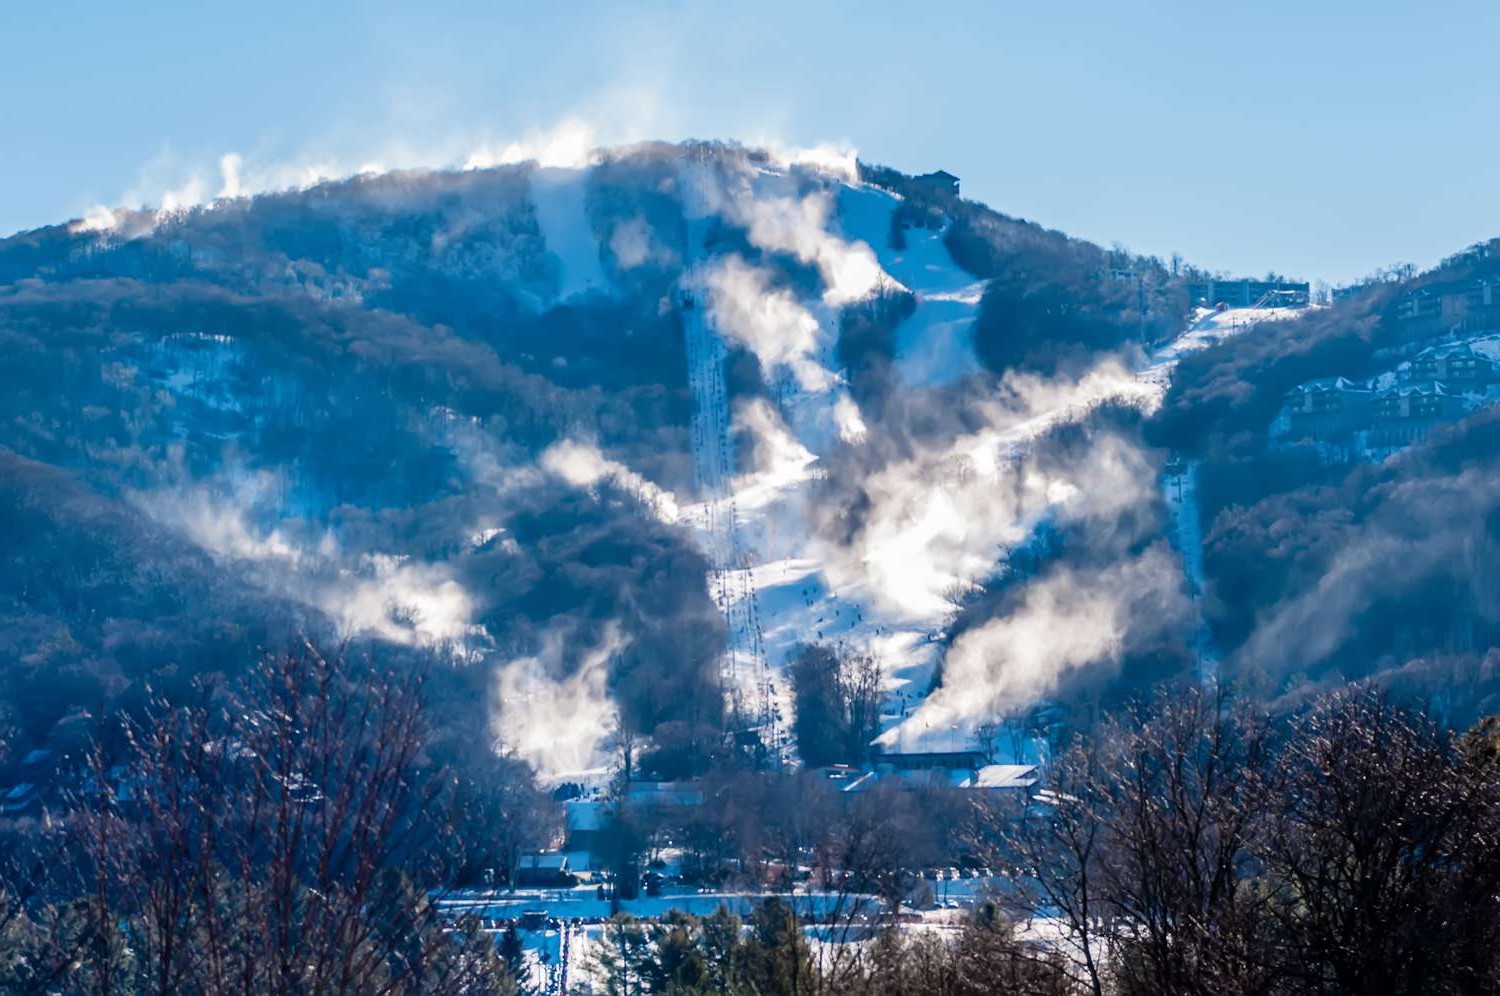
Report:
1,138,1498,792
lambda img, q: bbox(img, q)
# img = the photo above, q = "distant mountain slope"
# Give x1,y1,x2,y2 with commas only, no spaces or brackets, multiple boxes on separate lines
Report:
18,139,1488,780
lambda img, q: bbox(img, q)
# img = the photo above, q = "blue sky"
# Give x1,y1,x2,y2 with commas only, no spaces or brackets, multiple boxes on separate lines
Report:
4,0,1498,284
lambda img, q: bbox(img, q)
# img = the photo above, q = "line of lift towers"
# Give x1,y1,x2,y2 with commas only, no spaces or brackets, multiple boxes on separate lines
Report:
677,224,783,765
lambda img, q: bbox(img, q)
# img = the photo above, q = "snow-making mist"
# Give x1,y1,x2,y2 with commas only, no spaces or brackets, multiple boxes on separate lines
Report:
0,137,1294,787
501,147,1226,768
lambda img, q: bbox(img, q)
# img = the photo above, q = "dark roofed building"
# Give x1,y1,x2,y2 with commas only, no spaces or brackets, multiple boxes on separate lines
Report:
1394,286,1466,341
1410,344,1496,385
515,851,573,888
912,170,960,198
875,749,989,773
1370,381,1469,447
1283,376,1373,440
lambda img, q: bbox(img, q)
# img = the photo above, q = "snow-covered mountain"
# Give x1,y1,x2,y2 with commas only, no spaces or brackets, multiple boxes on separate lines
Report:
11,139,1497,785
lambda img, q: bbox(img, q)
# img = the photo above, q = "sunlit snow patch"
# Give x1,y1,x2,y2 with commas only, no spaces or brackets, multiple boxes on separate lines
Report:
836,184,984,386
530,166,609,301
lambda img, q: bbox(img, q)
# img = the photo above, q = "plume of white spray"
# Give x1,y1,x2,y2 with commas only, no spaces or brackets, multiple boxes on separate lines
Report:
817,359,1161,622
833,394,868,444
491,622,626,782
741,190,886,304
763,142,860,183
608,215,678,269
463,118,599,171
731,398,818,505
679,154,892,305
540,440,680,524
217,153,244,200
136,475,482,651
699,255,830,391
880,544,1189,750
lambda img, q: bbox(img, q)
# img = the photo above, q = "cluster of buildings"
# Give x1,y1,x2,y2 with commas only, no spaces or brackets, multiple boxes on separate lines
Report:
1278,277,1500,453
1389,277,1500,342
1189,278,1311,309
1281,362,1483,450
521,748,1040,891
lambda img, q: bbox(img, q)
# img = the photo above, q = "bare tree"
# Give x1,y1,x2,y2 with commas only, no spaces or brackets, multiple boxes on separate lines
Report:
1262,689,1500,996
977,737,1109,996
1093,686,1277,996
56,641,522,996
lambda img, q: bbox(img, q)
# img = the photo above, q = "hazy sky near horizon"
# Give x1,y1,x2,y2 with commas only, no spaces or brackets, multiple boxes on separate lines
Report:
5,1,1498,285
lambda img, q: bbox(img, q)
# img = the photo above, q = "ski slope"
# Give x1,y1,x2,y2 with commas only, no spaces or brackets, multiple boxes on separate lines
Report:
530,166,609,301
1148,304,1304,684
837,184,985,385
673,164,1306,756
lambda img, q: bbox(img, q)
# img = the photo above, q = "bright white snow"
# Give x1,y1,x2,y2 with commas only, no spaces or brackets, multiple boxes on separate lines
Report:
530,166,609,301
836,185,985,386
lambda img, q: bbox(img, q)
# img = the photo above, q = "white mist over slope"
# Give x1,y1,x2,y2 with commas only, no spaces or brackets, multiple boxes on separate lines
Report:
109,140,1222,778
135,474,483,650
541,440,681,525
663,151,1191,758
895,545,1189,742
490,622,626,782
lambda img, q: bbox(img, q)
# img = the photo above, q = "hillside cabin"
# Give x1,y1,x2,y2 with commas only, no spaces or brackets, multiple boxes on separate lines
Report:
515,852,573,888
875,749,990,773
912,170,960,198
564,799,606,853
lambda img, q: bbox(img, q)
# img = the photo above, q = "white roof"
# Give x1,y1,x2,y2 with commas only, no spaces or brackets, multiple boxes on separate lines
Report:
565,800,603,832
842,764,1039,792
965,764,1039,789
520,852,569,870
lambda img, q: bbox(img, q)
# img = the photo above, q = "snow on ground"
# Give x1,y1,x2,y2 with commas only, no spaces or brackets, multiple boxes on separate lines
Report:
836,184,985,386
674,171,972,752
670,163,1305,756
678,207,781,740
1468,333,1500,361
1141,305,1304,386
530,166,608,301
1148,304,1305,685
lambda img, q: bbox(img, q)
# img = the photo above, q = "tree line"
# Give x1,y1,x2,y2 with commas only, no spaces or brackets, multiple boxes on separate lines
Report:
574,683,1500,996
0,643,538,995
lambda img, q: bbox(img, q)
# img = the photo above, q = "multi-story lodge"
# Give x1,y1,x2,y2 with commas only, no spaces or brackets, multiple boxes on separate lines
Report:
1283,377,1373,440
1369,382,1469,447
